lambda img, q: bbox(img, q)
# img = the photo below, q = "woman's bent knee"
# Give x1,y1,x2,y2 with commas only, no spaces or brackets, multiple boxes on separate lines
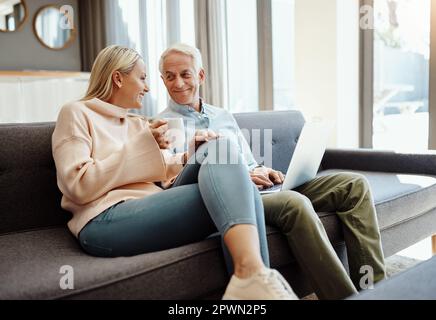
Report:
197,138,243,165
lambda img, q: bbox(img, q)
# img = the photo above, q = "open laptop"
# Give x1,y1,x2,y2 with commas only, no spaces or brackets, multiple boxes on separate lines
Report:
259,121,332,194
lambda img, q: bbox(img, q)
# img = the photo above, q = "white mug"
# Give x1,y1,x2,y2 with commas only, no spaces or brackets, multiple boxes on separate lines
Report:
164,118,186,151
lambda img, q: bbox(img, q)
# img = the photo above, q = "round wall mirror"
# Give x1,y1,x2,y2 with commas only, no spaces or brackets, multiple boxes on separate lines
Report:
33,5,76,50
0,0,27,32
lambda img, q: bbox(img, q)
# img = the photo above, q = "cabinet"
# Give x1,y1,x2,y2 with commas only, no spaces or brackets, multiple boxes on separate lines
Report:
0,71,90,123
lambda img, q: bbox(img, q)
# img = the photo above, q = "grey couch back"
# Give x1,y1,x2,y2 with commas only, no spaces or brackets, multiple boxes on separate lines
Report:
0,110,305,235
233,111,305,173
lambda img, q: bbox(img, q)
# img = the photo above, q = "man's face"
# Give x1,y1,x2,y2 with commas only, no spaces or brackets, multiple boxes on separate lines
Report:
161,52,205,107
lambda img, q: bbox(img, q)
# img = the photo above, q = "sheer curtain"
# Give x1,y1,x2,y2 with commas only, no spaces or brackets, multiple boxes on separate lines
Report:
79,0,293,115
104,0,137,49
81,0,241,114
103,0,154,115
143,0,196,115
225,0,259,112
194,0,228,109
98,0,196,116
80,0,185,115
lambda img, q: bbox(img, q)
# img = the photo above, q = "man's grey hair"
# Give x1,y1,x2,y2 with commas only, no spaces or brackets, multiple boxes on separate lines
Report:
159,43,203,74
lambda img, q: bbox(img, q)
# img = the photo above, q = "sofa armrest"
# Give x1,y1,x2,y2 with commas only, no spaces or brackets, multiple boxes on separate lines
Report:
321,148,436,176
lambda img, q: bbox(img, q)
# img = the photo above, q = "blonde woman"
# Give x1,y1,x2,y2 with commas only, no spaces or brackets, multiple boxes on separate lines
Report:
52,45,297,300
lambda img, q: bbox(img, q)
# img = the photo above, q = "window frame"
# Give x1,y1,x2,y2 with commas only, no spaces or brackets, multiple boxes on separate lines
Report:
257,0,274,111
360,0,436,150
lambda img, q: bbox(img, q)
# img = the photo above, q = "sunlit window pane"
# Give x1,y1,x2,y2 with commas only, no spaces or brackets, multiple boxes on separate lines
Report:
226,0,258,112
145,0,167,114
179,0,196,46
373,0,430,152
116,0,141,51
272,0,296,110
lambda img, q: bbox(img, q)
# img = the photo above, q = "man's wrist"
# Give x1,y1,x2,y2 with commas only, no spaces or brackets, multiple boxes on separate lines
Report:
254,161,265,169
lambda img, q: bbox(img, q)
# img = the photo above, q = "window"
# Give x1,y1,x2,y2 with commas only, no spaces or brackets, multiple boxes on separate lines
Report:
7,14,15,30
179,0,195,46
226,0,259,112
116,0,141,51
367,0,431,151
116,0,196,116
225,0,295,112
113,0,295,114
144,0,167,115
272,0,296,110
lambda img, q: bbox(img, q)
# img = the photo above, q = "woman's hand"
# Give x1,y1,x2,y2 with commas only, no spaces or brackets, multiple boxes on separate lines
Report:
185,129,220,160
149,119,170,149
194,129,219,150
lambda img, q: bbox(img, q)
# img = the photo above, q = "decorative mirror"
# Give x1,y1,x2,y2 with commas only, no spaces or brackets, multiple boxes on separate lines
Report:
33,5,76,50
0,0,27,32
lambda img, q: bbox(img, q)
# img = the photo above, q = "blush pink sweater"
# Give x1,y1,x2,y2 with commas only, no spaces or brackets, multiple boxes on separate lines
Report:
52,98,185,238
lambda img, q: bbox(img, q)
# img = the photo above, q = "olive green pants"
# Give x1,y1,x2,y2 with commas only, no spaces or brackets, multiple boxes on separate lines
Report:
262,172,386,300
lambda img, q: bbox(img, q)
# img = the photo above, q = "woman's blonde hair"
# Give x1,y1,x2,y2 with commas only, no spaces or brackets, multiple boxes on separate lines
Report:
82,45,142,101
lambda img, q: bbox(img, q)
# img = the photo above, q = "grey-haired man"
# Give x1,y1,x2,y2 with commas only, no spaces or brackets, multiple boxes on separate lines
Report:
158,43,386,299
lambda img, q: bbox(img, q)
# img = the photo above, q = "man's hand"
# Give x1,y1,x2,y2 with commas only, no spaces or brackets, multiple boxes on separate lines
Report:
149,119,170,149
250,166,285,190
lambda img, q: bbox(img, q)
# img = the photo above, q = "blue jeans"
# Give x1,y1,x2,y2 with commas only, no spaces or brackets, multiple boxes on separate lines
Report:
78,138,269,274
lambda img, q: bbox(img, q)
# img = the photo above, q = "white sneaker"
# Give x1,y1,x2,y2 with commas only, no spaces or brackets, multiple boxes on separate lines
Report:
222,268,299,300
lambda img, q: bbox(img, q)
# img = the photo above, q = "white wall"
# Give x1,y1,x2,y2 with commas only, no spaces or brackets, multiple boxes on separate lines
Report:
294,0,360,148
0,73,89,123
337,0,360,148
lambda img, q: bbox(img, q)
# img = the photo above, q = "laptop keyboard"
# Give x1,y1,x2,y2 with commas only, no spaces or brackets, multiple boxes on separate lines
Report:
259,184,282,194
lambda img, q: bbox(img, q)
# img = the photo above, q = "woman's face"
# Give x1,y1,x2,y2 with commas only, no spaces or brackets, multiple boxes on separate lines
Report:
113,59,149,109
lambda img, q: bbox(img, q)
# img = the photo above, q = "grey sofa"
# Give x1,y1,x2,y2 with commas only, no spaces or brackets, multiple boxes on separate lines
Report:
349,255,436,300
1,110,436,299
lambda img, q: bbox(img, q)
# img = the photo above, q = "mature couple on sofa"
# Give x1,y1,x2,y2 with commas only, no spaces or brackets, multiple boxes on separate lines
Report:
51,43,386,300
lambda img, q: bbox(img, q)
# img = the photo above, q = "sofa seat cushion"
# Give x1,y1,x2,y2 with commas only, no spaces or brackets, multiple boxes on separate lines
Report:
0,225,302,299
318,169,436,230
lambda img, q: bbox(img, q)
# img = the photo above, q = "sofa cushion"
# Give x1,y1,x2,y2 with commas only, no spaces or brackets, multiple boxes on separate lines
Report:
318,169,436,230
0,227,224,299
1,224,326,300
0,215,347,300
0,123,71,235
